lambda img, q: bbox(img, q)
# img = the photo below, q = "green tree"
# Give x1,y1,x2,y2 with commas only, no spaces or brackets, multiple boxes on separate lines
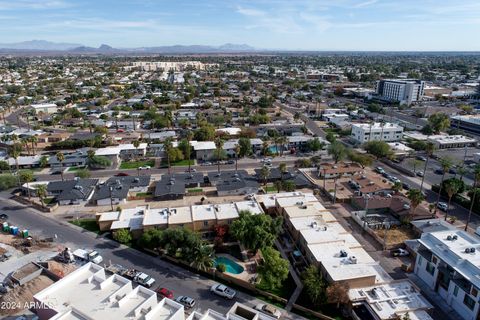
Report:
132,139,140,161
35,184,48,208
407,189,425,220
8,143,22,172
301,265,327,305
257,247,289,290
428,113,451,133
39,155,49,168
163,138,173,174
230,210,282,253
282,180,296,192
347,151,374,168
363,141,393,159
305,137,323,152
190,244,214,272
194,124,215,141
19,170,34,201
0,160,9,171
443,178,463,222
434,157,454,216
238,137,252,157
113,229,132,244
56,152,65,181
214,138,225,173
88,155,112,169
466,165,480,231
392,181,403,193
259,165,271,185
327,141,346,163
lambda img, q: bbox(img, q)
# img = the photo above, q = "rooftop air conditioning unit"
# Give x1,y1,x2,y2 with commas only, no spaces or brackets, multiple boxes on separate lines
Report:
471,248,476,253
452,235,458,240
465,248,471,253
350,256,357,264
447,235,452,241
340,250,348,257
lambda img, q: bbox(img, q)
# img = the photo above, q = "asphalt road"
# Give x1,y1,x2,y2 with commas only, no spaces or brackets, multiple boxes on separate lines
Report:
274,102,326,139
0,192,300,318
35,157,300,181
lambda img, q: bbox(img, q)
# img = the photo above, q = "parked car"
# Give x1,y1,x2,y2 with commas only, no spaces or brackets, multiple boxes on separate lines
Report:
449,168,456,174
402,183,411,190
51,170,62,175
185,168,197,173
138,165,151,170
254,304,282,319
227,160,235,165
437,202,449,211
211,284,236,299
391,248,409,257
202,161,213,166
416,171,424,177
115,172,129,176
175,296,196,309
375,167,385,174
116,129,125,133
416,156,427,161
434,168,444,175
382,172,390,178
157,288,174,299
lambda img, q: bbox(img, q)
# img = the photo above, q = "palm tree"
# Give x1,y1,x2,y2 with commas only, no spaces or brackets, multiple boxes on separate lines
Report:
132,139,140,161
433,157,453,216
56,152,65,181
260,165,271,186
36,184,48,208
163,138,173,174
407,189,425,220
278,136,288,156
443,179,462,222
30,135,38,155
234,144,241,172
420,142,435,193
279,162,287,185
214,138,224,173
190,245,214,272
20,171,34,201
262,140,270,156
466,165,480,231
186,132,194,173
21,137,30,156
8,143,22,172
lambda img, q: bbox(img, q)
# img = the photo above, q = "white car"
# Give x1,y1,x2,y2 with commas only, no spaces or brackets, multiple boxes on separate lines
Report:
175,296,196,309
139,165,151,170
254,304,282,319
437,202,448,211
210,284,236,299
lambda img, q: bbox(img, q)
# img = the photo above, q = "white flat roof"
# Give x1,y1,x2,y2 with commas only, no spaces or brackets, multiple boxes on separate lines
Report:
235,201,263,215
323,260,392,284
143,208,169,226
191,141,216,151
110,206,148,230
282,203,329,219
289,215,338,231
349,280,433,320
213,203,239,221
427,134,476,144
191,204,217,221
34,263,184,320
167,206,192,225
300,224,359,247
276,196,326,210
95,143,148,156
352,122,403,130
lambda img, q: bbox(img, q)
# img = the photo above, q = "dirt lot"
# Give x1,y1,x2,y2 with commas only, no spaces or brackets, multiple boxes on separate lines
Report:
45,261,77,278
373,225,416,247
0,275,54,316
0,233,54,255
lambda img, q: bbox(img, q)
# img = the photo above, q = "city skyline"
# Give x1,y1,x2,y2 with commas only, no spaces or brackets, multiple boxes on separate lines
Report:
0,0,479,51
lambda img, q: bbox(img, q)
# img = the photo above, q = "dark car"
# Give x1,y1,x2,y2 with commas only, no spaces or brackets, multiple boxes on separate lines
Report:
449,168,456,174
227,160,235,165
402,183,411,190
434,169,444,175
51,170,62,175
115,172,129,176
0,214,8,221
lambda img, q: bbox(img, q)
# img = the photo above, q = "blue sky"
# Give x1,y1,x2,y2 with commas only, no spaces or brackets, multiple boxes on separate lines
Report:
0,0,479,50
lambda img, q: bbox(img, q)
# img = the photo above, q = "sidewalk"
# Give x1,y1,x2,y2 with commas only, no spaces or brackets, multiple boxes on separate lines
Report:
275,239,304,311
406,273,462,320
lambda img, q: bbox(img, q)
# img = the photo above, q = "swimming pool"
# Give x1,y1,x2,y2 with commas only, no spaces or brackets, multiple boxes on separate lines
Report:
214,256,244,274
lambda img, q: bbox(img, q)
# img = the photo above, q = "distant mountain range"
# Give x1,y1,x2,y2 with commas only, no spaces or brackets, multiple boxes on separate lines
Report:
0,40,257,54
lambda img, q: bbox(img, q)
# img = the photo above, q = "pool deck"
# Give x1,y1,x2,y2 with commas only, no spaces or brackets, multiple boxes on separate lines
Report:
215,253,257,282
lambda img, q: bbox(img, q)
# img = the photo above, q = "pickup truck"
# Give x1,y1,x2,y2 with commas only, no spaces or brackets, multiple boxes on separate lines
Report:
73,249,103,264
122,269,156,288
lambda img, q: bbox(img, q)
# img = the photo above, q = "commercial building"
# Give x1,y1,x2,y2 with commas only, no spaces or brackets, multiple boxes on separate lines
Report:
427,135,476,149
375,79,425,105
351,122,403,143
414,229,480,320
30,103,59,114
450,115,480,136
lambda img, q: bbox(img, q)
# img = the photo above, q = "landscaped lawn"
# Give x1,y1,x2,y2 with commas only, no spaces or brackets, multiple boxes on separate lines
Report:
136,192,153,198
69,219,100,234
43,197,56,205
161,159,195,167
256,273,296,299
120,159,155,169
187,188,203,193
264,185,279,193
67,166,86,172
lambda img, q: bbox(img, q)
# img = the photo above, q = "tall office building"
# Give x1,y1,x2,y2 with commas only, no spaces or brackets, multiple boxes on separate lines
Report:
376,79,425,105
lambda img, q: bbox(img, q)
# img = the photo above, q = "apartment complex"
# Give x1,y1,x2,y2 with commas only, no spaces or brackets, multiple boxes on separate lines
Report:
375,79,425,105
451,115,480,135
415,229,480,320
351,122,404,143
33,262,275,320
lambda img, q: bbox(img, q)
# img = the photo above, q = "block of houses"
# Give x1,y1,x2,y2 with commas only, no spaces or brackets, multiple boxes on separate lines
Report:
207,170,259,196
92,175,151,206
47,178,98,205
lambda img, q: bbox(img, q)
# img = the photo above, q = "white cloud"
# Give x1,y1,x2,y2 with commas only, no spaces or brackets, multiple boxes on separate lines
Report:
236,6,265,17
0,0,70,10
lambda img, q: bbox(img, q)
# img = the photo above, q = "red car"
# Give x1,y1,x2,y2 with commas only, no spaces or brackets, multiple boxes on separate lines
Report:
115,172,129,176
117,129,125,133
157,287,174,299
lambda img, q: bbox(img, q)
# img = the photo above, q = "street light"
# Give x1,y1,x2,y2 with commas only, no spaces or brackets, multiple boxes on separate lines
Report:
109,185,114,211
